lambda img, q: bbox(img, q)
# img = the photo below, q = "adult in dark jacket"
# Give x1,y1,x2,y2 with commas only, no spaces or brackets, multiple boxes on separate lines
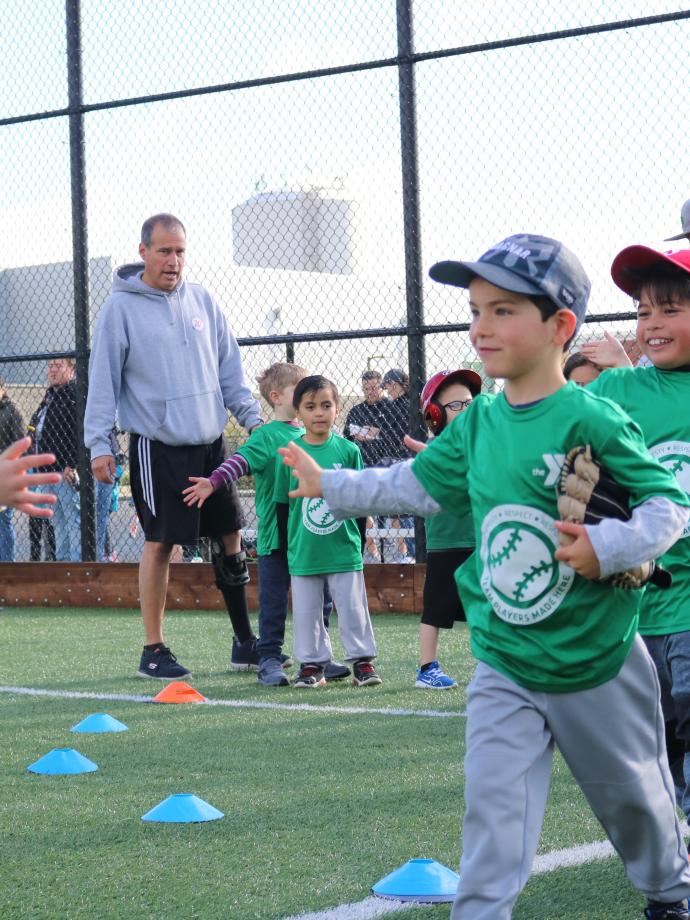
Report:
343,370,389,467
0,377,25,560
30,359,81,561
380,368,415,560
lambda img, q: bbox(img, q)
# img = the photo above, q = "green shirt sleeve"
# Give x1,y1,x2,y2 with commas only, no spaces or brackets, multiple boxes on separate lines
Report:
412,410,471,519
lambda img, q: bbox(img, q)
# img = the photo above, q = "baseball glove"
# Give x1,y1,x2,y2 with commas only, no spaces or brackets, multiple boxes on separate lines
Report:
557,444,672,590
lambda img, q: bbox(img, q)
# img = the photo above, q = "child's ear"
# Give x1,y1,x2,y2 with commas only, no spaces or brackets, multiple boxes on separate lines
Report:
268,389,281,404
554,309,577,347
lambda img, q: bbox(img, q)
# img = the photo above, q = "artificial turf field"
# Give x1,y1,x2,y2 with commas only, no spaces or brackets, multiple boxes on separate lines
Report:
0,606,670,919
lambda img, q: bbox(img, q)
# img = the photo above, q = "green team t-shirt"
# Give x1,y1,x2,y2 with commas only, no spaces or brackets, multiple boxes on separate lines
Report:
236,420,304,556
425,510,475,551
412,382,688,693
273,432,364,576
588,365,690,636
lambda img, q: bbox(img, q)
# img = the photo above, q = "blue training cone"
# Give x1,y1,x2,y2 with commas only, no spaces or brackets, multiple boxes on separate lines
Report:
71,713,128,733
372,858,460,903
141,794,224,823
27,748,99,775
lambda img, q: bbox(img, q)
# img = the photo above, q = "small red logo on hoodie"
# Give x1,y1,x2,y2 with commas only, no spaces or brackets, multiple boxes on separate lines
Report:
192,317,204,331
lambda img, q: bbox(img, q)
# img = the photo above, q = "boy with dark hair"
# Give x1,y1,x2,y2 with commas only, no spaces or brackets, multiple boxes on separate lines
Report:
279,234,690,919
274,375,381,688
562,351,602,386
588,245,690,833
184,363,349,686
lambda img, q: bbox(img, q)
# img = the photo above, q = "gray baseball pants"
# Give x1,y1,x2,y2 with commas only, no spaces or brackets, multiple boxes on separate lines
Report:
451,635,690,919
290,570,377,664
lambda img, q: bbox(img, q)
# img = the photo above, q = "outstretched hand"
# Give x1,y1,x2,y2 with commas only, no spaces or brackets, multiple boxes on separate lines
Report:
579,331,632,369
278,441,324,497
182,476,214,508
403,434,427,455
0,437,62,517
554,520,601,579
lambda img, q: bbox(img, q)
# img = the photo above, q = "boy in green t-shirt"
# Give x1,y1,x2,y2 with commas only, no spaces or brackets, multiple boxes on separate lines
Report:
412,368,480,690
183,363,349,687
273,374,380,688
588,245,690,827
279,235,690,919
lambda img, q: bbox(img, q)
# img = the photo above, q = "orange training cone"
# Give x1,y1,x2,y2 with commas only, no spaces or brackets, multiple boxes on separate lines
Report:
152,681,207,704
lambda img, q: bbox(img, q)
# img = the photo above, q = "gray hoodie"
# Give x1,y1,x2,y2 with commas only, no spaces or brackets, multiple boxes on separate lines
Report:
84,263,261,459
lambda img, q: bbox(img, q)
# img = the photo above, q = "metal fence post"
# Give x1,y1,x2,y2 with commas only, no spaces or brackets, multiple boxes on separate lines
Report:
66,0,96,561
397,0,427,561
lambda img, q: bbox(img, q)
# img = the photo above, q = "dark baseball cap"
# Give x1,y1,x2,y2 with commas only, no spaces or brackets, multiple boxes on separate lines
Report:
429,233,592,333
611,245,690,295
664,198,690,242
382,368,406,386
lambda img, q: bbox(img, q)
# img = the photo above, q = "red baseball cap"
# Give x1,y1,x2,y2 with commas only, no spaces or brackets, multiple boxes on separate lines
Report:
610,245,690,296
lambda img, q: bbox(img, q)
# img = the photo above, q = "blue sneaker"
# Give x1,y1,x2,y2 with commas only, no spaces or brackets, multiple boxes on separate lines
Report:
415,661,458,689
257,657,290,687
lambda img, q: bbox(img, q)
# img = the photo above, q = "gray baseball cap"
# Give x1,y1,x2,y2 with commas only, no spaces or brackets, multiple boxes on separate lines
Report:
429,233,592,332
664,198,690,241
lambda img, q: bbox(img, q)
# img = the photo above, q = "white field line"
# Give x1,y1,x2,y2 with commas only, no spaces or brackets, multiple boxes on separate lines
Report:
279,839,620,920
0,685,465,718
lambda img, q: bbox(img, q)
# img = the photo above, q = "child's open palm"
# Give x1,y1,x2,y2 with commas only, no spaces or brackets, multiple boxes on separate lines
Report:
183,476,214,508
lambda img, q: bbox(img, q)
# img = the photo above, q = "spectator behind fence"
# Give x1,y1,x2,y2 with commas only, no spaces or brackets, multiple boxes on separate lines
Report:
29,358,81,562
95,427,125,562
343,370,388,467
0,377,25,560
344,369,389,562
380,367,415,561
84,213,263,680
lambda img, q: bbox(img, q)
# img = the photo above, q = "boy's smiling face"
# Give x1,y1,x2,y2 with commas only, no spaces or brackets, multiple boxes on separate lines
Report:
636,287,690,369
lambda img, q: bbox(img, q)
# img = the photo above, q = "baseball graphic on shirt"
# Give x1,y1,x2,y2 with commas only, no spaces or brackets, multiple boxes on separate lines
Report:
191,316,204,331
302,496,343,536
480,504,574,625
650,441,690,537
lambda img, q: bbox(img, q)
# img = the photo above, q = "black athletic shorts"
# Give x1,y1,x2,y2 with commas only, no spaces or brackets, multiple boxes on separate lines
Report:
421,548,473,628
130,434,245,544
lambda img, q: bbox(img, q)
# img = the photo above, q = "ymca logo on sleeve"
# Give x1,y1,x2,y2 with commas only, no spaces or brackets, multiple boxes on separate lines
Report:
302,496,343,536
649,441,690,537
480,504,574,625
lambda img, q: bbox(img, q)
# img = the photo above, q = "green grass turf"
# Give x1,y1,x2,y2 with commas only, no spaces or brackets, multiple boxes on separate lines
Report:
0,607,655,918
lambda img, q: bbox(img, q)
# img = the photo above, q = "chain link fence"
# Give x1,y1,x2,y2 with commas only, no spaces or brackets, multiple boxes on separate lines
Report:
2,1,689,562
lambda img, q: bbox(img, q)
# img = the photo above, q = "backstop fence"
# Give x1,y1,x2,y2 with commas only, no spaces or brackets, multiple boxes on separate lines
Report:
2,0,689,562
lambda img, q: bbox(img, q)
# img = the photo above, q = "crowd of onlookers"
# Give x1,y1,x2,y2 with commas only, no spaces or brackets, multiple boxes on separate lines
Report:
0,360,125,563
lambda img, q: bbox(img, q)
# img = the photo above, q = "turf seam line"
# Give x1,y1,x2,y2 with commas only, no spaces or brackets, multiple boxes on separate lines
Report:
0,685,466,718
278,839,627,920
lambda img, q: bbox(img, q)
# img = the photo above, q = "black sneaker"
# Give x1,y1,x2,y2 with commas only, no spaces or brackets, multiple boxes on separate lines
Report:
137,645,191,680
352,659,382,687
324,660,351,681
645,901,690,919
230,637,260,672
293,664,326,688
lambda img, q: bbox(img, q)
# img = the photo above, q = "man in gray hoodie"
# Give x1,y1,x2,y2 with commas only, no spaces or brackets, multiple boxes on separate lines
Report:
85,213,263,679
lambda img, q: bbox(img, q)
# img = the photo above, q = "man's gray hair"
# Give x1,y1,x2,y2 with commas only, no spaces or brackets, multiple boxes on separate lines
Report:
140,213,186,246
